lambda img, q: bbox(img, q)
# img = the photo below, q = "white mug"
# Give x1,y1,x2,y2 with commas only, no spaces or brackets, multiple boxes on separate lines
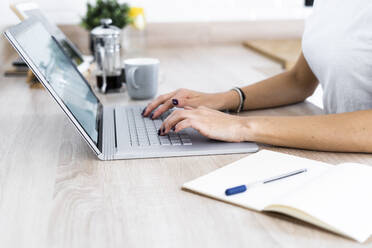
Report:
124,58,159,99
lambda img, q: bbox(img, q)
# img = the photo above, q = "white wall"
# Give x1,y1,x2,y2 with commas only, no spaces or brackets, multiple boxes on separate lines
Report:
1,0,312,26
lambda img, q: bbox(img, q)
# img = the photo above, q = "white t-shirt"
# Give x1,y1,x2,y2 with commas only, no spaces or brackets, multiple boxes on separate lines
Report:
302,0,372,114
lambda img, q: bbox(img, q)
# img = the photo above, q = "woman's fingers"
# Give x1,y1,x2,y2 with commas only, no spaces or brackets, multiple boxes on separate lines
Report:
160,109,191,134
156,105,245,142
143,92,174,116
172,96,201,108
143,90,189,117
143,89,207,118
174,119,193,132
151,99,173,119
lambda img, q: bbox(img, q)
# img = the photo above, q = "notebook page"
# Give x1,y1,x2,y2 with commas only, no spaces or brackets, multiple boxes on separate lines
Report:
269,163,372,242
183,150,331,211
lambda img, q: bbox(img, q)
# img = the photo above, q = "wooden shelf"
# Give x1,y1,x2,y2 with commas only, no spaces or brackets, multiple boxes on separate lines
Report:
243,39,302,70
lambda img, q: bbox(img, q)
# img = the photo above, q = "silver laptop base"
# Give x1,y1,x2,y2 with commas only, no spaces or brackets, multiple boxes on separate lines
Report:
101,105,259,160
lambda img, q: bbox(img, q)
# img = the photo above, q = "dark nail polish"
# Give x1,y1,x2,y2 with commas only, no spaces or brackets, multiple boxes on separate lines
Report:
141,108,146,116
172,99,179,105
150,113,154,119
158,129,161,135
162,127,166,133
172,127,175,131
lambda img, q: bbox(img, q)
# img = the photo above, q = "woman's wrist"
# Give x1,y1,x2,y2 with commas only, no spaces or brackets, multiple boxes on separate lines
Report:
239,116,282,143
212,90,241,111
236,116,257,142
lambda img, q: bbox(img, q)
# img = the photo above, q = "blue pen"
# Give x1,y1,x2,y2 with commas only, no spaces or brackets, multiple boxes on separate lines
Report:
225,168,307,196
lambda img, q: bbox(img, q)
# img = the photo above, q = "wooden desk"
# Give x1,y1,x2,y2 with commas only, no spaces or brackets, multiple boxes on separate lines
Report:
1,45,371,248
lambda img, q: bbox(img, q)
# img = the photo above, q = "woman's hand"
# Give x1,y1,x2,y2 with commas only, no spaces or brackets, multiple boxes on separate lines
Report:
142,88,240,119
159,106,250,143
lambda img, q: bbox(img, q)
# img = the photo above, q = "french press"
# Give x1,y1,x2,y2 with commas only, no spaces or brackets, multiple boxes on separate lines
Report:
91,18,123,93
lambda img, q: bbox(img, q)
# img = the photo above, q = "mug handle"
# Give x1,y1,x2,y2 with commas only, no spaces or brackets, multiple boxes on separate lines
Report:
127,67,140,89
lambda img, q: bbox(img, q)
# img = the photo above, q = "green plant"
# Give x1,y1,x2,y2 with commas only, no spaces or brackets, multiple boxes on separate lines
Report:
81,0,132,30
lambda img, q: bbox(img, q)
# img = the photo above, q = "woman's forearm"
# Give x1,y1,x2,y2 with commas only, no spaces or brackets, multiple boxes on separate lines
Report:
218,71,312,111
219,53,319,111
240,70,316,110
241,110,372,153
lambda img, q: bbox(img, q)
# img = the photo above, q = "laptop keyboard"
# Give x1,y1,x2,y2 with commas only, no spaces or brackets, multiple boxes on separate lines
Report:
126,106,192,147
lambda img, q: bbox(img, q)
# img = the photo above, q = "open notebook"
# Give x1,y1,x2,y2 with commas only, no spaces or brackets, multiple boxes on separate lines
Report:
182,150,372,243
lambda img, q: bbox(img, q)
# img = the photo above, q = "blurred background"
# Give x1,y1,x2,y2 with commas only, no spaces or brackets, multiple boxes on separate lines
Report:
0,0,320,105
0,0,314,68
1,0,312,26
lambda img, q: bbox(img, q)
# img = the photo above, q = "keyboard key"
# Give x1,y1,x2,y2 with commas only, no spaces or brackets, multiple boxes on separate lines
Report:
154,120,162,128
160,138,171,145
171,140,182,145
182,139,192,145
139,142,150,147
150,140,160,145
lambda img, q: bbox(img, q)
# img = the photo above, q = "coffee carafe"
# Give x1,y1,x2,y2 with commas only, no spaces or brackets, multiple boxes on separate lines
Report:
91,18,123,93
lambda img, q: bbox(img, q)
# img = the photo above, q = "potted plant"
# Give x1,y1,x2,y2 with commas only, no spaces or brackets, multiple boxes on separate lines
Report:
81,0,132,53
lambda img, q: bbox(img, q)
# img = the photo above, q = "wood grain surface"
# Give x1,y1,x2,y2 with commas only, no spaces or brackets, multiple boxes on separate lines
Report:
1,45,371,248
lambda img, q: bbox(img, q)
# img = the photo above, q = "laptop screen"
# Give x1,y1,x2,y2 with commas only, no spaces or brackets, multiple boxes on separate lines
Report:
23,9,84,66
10,21,100,145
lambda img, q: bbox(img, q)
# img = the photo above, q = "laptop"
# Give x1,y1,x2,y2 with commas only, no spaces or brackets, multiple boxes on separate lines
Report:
10,2,92,73
4,18,259,160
